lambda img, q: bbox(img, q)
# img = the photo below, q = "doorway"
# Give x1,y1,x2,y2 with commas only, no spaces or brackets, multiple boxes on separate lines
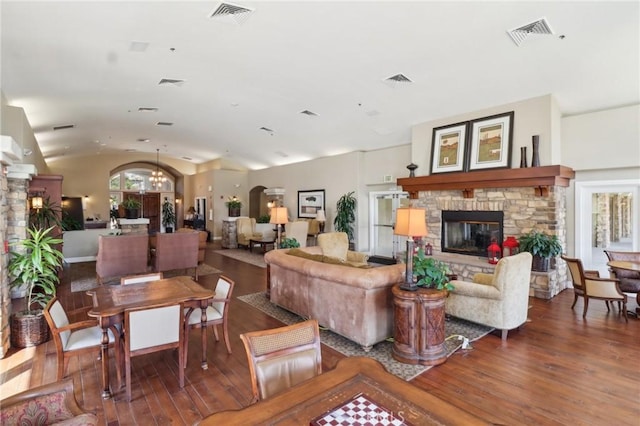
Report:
575,180,639,275
123,192,160,234
368,191,409,261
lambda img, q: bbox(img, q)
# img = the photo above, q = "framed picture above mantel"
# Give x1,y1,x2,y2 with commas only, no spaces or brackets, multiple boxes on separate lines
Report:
298,189,325,218
430,121,468,174
467,111,514,171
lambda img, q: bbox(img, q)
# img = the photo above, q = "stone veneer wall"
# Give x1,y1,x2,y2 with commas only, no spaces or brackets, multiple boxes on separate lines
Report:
0,177,29,358
414,185,569,299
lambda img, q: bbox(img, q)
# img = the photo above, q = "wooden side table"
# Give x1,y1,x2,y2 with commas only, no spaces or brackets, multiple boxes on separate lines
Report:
392,284,447,366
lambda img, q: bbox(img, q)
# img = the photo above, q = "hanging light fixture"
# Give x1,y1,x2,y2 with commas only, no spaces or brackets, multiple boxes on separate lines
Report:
149,148,167,190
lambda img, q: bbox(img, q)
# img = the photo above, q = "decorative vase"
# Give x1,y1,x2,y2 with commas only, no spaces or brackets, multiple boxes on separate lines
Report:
519,147,528,168
228,207,240,217
125,208,139,219
406,163,418,178
531,135,540,167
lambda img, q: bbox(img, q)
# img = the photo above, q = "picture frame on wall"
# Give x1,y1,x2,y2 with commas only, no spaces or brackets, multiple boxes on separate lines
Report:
430,122,469,174
298,189,325,218
468,111,514,171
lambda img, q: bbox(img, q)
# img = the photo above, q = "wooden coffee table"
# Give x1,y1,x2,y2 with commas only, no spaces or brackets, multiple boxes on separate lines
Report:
249,237,276,253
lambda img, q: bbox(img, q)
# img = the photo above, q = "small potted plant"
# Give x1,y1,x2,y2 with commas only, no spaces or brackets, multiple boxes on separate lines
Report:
279,237,300,249
122,196,141,219
226,197,242,217
518,230,562,272
8,226,64,347
412,248,455,291
334,191,356,246
162,197,176,233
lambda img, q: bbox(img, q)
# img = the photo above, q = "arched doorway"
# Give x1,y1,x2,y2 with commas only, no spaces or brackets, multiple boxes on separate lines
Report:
249,185,268,219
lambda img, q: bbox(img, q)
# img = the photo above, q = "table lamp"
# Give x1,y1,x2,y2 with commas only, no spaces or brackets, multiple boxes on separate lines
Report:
270,207,288,249
315,209,326,233
394,207,427,291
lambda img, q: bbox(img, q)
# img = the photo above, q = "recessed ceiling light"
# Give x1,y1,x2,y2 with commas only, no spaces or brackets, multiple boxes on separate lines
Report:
129,41,149,52
156,122,174,126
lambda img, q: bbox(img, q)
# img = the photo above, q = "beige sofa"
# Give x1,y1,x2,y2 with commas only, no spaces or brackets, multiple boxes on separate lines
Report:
264,245,404,350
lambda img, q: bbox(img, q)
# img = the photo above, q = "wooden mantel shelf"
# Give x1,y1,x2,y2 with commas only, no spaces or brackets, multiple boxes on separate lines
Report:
397,165,575,199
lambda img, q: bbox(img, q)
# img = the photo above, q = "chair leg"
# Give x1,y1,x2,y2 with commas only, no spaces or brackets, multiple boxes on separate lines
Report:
57,353,66,380
501,329,508,341
571,292,579,309
125,356,132,402
222,321,232,354
583,297,589,318
213,324,220,342
183,324,190,369
605,301,611,312
622,300,628,323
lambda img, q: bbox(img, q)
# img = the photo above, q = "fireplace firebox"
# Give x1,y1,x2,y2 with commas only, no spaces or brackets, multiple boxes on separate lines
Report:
441,211,504,257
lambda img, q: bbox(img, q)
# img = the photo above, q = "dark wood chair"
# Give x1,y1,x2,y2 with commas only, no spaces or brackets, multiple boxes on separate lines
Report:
183,275,235,366
562,255,628,321
240,319,322,403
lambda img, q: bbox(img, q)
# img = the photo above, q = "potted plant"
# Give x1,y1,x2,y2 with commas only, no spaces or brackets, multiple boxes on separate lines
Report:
518,230,562,272
257,214,271,224
8,226,64,347
412,248,455,291
162,197,176,233
29,196,61,233
279,237,300,249
334,191,356,245
122,196,141,219
226,197,242,217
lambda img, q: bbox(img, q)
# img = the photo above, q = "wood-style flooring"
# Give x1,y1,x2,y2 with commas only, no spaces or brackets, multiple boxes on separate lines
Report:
1,242,639,425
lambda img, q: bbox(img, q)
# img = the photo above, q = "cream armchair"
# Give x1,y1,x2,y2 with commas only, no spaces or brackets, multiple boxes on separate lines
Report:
445,252,532,340
237,217,263,249
284,221,309,247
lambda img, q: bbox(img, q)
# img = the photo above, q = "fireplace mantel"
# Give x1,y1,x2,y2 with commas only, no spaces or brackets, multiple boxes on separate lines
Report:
397,165,575,199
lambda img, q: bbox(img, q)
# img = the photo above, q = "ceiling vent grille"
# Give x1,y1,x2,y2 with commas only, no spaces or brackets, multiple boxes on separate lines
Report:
508,18,554,46
300,110,318,117
53,124,75,131
259,126,274,134
138,107,158,112
209,2,254,25
156,122,174,126
158,79,185,87
383,73,413,89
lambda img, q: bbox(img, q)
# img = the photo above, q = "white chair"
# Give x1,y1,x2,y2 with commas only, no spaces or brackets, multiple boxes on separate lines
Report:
123,302,184,401
184,275,235,366
120,272,163,285
43,297,121,384
285,221,309,248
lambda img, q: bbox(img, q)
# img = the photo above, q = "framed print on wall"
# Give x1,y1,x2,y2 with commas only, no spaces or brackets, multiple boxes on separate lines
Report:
430,122,469,174
468,111,514,171
298,189,325,218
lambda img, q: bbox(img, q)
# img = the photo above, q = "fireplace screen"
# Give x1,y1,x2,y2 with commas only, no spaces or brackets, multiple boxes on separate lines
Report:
442,211,504,257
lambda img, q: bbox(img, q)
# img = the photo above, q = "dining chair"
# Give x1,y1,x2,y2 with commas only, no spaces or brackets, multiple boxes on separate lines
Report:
123,302,184,402
562,255,628,322
183,275,235,367
43,297,122,385
240,319,322,403
120,272,163,285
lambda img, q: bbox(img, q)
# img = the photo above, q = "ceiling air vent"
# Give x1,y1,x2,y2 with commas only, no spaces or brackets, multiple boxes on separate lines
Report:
156,122,174,126
181,156,192,161
300,110,318,117
53,124,75,131
259,126,274,133
138,107,158,112
158,79,185,87
385,73,412,84
209,2,254,25
508,18,554,46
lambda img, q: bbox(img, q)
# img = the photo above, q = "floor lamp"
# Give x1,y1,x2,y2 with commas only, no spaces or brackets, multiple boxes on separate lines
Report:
270,207,288,249
394,207,427,291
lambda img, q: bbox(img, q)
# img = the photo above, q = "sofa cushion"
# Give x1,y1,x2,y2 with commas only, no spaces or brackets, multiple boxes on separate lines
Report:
317,232,349,260
287,249,371,268
287,248,324,262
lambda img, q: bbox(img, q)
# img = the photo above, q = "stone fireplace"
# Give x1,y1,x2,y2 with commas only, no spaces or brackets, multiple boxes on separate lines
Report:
441,210,503,257
397,165,575,299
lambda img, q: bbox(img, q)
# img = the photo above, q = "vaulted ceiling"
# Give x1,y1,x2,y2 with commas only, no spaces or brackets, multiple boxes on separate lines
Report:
2,1,638,170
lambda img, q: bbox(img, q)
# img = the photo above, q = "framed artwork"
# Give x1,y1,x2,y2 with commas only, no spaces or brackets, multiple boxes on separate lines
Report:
298,190,325,218
468,111,514,171
430,122,468,174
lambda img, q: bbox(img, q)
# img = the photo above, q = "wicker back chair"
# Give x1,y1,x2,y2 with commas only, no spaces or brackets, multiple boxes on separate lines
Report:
240,319,322,403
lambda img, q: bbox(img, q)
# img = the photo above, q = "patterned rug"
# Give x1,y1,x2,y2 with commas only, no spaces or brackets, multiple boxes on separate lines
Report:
70,263,222,293
238,292,495,381
214,249,267,268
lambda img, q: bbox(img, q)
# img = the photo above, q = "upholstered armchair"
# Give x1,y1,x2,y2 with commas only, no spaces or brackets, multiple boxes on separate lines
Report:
150,231,199,279
178,227,207,263
96,234,149,284
317,232,368,264
237,217,263,248
284,221,309,247
445,252,532,340
604,250,640,295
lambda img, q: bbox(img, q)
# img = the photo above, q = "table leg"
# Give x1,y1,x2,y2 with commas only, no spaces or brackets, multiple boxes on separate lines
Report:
100,323,112,399
200,301,208,370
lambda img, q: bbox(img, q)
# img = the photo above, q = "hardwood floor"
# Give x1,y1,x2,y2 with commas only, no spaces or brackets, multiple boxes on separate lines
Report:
1,243,639,425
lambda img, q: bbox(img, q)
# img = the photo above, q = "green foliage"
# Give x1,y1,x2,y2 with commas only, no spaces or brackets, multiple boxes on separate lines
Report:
162,198,176,227
334,191,356,242
257,214,271,224
280,237,300,249
61,210,82,231
29,197,61,230
518,230,562,258
225,197,242,208
412,248,454,291
8,227,64,313
122,196,141,209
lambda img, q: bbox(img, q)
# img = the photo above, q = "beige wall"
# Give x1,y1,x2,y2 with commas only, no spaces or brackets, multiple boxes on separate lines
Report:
1,95,48,173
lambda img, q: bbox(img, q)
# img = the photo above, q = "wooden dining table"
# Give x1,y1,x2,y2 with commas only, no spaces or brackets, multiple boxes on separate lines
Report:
198,357,490,425
607,260,640,315
87,276,214,399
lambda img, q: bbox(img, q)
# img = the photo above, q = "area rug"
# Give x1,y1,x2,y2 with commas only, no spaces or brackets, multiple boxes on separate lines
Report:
214,249,267,268
238,292,494,381
70,263,222,293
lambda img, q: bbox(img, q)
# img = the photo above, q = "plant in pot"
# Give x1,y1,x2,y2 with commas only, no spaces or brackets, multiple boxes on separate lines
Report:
226,197,242,217
334,191,356,246
279,237,300,249
8,226,64,348
122,196,141,219
162,197,176,233
412,248,455,291
257,214,271,224
518,230,562,272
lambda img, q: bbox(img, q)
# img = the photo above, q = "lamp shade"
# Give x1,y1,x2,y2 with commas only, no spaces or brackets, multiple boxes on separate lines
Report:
394,208,427,237
269,207,288,224
315,209,326,222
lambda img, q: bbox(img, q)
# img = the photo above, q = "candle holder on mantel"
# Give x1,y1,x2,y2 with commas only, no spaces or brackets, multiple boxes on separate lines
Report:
406,163,418,178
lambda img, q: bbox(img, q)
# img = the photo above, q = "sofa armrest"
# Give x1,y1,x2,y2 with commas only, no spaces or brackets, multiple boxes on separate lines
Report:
450,279,502,299
472,273,494,286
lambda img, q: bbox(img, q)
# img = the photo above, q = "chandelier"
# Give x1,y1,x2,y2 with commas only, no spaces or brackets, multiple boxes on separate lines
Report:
149,148,166,190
